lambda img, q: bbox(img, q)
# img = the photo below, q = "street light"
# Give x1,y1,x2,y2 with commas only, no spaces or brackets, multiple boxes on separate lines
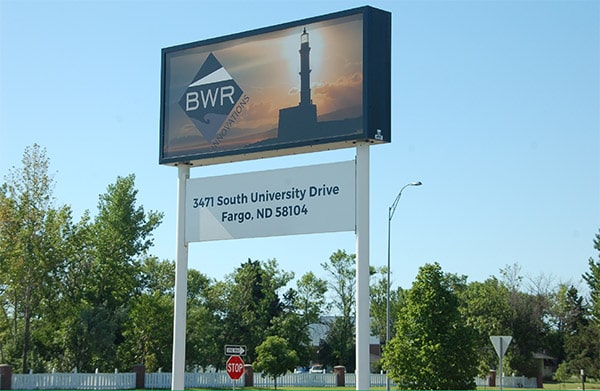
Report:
386,181,422,391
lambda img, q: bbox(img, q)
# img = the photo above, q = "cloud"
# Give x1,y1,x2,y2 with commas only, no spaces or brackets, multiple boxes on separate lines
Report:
312,72,363,115
238,98,279,130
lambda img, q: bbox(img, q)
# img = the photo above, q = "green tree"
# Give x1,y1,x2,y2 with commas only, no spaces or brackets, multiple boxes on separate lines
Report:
139,256,175,296
90,174,163,308
557,231,600,380
289,272,327,365
382,262,478,390
118,259,221,372
295,271,328,328
369,266,388,345
119,291,173,371
561,322,600,380
222,259,293,363
268,287,312,369
0,144,74,372
583,230,600,321
500,263,549,377
320,249,356,371
186,269,222,370
40,210,92,372
547,284,587,365
253,335,298,389
61,174,163,371
506,292,547,377
370,266,407,344
117,257,175,371
460,277,511,376
1,148,168,372
553,283,600,381
369,266,407,372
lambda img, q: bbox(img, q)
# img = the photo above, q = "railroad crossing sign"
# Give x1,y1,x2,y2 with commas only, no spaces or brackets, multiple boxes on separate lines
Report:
224,344,247,356
226,355,245,380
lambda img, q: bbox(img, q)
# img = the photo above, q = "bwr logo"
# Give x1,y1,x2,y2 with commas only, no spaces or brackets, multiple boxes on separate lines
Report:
179,53,244,142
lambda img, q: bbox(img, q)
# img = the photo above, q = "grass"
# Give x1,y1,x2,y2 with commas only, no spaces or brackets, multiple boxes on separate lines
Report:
538,380,600,390
185,384,600,391
35,381,598,391
47,388,592,391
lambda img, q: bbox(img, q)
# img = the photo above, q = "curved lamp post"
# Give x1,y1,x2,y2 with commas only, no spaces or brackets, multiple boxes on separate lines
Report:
386,181,422,391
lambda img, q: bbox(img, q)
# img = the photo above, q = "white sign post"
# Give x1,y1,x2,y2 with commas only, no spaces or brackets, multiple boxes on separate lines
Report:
162,8,390,390
171,165,190,391
490,335,512,391
171,158,364,390
355,144,370,390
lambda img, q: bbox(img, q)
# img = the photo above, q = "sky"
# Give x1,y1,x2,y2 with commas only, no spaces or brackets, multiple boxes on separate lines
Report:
1,0,598,294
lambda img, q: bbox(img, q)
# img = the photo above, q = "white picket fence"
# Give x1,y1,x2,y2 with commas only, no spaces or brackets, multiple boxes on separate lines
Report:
12,372,135,390
475,375,538,388
145,372,371,388
254,372,337,387
10,370,538,389
145,371,233,389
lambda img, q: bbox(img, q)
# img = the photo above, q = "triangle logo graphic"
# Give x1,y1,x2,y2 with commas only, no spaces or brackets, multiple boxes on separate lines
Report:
179,53,245,142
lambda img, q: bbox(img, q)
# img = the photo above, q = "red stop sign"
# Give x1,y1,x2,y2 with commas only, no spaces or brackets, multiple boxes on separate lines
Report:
226,355,245,380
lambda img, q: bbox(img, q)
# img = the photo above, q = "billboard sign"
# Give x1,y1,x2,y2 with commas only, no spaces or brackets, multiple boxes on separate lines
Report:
160,6,391,166
185,161,355,242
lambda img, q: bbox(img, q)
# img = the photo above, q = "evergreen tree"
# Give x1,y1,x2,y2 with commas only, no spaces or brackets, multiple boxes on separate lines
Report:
557,230,600,380
222,259,293,363
553,283,599,380
583,230,600,322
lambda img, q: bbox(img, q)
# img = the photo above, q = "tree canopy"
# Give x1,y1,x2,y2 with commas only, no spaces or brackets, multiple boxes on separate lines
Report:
1,145,598,384
382,262,478,390
253,336,298,389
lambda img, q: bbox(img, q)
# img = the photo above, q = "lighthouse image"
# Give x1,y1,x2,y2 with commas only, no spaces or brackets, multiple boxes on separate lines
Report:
299,28,312,108
270,25,364,146
277,28,318,141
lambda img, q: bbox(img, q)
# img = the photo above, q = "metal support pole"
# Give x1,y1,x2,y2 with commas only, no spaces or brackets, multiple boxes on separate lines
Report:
355,144,370,390
171,164,190,391
386,211,391,391
385,180,421,391
499,338,503,391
